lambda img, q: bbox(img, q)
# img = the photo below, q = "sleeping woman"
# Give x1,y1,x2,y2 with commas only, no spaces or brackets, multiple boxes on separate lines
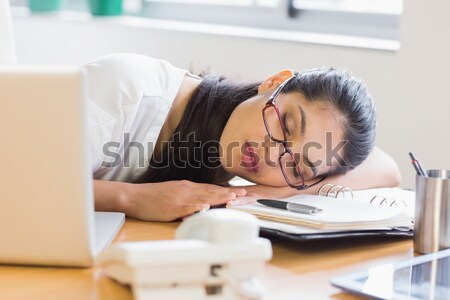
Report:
87,53,400,222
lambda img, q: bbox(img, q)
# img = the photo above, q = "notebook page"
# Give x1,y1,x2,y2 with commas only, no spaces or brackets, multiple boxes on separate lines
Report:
231,194,412,230
257,219,396,235
352,188,415,218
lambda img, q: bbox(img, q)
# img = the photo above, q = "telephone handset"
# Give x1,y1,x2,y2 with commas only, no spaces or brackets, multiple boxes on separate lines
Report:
97,209,272,300
175,209,260,243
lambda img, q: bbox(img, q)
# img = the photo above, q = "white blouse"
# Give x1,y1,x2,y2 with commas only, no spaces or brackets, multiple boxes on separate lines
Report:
82,53,192,182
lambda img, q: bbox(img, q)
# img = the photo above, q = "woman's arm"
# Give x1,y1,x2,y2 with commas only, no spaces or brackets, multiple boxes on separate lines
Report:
230,147,401,204
94,179,248,222
314,146,401,190
94,180,132,213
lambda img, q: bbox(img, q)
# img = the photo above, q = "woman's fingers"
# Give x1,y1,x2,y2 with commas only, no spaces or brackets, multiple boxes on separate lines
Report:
196,191,237,206
225,184,300,207
232,184,298,199
205,184,247,196
189,183,247,206
226,196,257,207
230,188,247,196
179,203,211,219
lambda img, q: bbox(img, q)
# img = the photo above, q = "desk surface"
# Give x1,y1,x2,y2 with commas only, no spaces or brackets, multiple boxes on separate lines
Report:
0,218,413,300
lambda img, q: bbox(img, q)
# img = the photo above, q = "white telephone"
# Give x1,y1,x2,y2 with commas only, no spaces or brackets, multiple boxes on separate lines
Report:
96,209,273,300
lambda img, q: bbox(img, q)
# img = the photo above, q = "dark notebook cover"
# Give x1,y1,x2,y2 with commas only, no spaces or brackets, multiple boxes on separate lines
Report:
260,227,413,242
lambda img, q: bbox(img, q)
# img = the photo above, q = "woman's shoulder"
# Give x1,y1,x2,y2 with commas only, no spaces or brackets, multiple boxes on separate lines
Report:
82,53,166,73
84,54,188,181
80,53,188,98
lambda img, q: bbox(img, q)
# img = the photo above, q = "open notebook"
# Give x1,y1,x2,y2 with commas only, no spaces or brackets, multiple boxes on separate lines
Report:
230,186,415,241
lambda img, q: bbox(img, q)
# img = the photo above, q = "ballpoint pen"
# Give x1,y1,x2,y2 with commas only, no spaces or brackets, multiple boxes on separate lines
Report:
257,199,323,215
409,152,427,177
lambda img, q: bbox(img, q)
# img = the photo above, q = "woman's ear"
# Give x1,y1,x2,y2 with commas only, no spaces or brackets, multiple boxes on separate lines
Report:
258,69,295,95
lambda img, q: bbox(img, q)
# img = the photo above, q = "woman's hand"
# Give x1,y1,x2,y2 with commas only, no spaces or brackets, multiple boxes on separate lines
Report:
228,184,298,206
113,180,247,222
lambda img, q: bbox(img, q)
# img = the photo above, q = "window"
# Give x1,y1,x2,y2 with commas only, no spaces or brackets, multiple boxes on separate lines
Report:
292,0,402,15
9,0,88,10
10,0,402,47
142,0,402,40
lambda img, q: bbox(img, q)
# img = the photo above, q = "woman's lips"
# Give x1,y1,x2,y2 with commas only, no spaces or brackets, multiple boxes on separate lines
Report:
241,142,260,174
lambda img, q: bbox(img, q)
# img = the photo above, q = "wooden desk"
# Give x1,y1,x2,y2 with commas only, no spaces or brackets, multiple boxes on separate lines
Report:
0,218,413,300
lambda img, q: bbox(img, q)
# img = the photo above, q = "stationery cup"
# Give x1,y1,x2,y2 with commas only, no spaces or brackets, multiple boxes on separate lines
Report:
414,169,450,254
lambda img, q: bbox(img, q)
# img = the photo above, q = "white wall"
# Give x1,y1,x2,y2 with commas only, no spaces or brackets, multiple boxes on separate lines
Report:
12,0,450,188
0,0,16,63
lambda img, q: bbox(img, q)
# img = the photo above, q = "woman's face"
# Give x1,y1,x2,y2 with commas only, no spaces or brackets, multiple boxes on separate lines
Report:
219,70,346,187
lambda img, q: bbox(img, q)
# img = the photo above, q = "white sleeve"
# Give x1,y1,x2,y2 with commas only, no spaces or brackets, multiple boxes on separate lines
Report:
81,53,187,180
87,100,117,173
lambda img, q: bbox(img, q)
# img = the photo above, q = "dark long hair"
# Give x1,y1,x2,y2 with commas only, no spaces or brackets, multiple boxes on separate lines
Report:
285,68,376,176
135,75,259,185
136,68,376,184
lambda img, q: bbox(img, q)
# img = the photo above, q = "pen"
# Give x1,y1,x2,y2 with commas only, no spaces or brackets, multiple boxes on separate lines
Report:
408,152,427,177
257,199,323,215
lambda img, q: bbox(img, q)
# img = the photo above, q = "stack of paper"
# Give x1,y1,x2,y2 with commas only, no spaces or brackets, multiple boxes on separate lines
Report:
230,188,415,239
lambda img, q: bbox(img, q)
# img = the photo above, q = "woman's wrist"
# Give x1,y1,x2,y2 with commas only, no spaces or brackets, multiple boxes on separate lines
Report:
115,182,136,215
94,180,135,214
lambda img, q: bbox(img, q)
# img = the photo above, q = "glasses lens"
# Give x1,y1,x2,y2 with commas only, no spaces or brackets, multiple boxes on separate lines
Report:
280,152,304,187
263,106,285,142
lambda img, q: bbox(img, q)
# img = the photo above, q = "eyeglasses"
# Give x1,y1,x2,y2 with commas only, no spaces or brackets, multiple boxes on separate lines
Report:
261,75,327,190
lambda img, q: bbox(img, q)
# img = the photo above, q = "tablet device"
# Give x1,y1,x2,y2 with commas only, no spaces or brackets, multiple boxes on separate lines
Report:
331,248,450,300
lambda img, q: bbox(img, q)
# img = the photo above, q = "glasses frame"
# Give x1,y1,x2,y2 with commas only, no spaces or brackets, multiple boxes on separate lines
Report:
262,75,327,190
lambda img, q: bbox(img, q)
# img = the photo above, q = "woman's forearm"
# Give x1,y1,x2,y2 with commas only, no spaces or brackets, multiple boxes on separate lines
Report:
93,180,132,213
325,146,401,190
295,147,401,195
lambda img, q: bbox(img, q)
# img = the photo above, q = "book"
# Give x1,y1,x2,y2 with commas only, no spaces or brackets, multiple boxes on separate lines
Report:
230,186,415,241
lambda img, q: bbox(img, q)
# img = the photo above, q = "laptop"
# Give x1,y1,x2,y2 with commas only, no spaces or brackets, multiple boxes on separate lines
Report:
0,65,124,267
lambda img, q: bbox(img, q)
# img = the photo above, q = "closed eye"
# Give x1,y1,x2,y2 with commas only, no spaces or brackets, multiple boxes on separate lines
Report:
282,113,291,136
